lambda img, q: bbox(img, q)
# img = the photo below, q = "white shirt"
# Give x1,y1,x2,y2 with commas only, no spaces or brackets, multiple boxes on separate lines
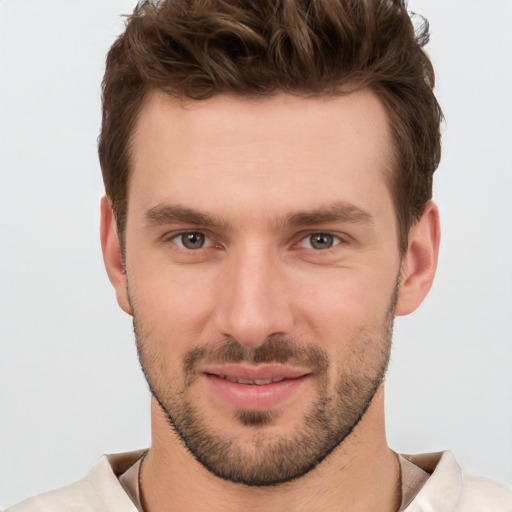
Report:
7,450,512,511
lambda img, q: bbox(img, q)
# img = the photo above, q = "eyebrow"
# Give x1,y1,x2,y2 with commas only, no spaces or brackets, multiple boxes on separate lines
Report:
145,204,229,229
144,201,373,229
284,202,373,227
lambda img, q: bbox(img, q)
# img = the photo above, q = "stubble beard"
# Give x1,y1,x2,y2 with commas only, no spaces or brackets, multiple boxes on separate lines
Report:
133,288,397,487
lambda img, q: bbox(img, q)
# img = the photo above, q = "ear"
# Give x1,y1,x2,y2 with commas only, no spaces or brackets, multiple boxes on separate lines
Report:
395,201,440,316
100,196,132,315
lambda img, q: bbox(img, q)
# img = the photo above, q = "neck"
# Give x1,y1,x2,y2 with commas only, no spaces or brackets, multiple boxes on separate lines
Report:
140,388,401,512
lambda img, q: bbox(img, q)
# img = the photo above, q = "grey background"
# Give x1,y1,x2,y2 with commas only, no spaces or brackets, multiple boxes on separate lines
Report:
1,0,511,507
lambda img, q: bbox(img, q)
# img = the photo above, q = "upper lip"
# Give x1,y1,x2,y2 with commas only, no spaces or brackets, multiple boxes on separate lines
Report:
201,363,311,381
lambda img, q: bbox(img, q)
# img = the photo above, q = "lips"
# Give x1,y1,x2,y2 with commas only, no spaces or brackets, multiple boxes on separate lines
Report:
215,375,286,385
203,363,310,381
201,364,311,410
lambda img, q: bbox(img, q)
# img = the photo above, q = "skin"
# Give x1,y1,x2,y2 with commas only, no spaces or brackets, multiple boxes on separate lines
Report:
101,90,440,511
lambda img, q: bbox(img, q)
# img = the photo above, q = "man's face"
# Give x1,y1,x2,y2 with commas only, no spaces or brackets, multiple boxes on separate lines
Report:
124,90,402,485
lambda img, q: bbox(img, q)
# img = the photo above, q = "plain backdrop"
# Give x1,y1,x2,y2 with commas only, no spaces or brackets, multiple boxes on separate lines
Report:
1,0,511,508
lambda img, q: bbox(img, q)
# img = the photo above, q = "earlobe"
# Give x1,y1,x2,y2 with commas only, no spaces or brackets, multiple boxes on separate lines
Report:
395,201,441,316
100,196,133,316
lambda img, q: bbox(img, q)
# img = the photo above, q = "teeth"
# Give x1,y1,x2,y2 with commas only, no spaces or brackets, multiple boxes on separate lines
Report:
237,378,255,384
254,379,272,385
218,375,286,385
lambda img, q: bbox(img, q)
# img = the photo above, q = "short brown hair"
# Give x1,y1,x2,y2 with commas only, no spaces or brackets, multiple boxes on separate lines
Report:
99,0,442,253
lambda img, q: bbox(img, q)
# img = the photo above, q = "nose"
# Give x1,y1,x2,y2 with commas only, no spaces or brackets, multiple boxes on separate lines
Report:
213,243,294,348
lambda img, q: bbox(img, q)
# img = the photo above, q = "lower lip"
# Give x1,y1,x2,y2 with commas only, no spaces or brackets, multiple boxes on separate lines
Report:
204,374,310,410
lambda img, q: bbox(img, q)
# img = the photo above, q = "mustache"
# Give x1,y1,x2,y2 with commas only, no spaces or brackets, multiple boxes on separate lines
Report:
183,335,330,376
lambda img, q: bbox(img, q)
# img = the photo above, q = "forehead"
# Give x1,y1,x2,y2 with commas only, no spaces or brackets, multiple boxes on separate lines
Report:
129,90,394,224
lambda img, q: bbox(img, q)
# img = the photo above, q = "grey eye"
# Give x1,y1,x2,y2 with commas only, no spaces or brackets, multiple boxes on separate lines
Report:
179,232,206,249
309,233,335,250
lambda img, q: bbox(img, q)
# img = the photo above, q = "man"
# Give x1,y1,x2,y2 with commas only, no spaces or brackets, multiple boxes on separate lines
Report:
8,0,511,510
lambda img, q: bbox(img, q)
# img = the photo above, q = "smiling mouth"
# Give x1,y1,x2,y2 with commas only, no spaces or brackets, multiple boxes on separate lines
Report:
208,374,289,385
201,366,312,410
201,363,311,384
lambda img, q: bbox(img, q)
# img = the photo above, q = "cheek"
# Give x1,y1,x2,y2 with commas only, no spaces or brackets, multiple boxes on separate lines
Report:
301,277,396,385
296,268,396,336
128,262,218,347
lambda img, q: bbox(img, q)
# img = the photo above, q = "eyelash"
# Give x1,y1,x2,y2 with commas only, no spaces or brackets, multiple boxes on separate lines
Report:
166,231,347,253
296,233,344,251
169,231,216,250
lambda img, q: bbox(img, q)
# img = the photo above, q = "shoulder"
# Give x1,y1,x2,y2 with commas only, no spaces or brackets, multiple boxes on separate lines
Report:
6,451,145,512
457,472,512,510
404,451,512,512
6,478,101,512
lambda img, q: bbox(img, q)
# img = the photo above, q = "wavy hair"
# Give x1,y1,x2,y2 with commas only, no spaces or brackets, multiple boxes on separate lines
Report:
99,0,442,253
